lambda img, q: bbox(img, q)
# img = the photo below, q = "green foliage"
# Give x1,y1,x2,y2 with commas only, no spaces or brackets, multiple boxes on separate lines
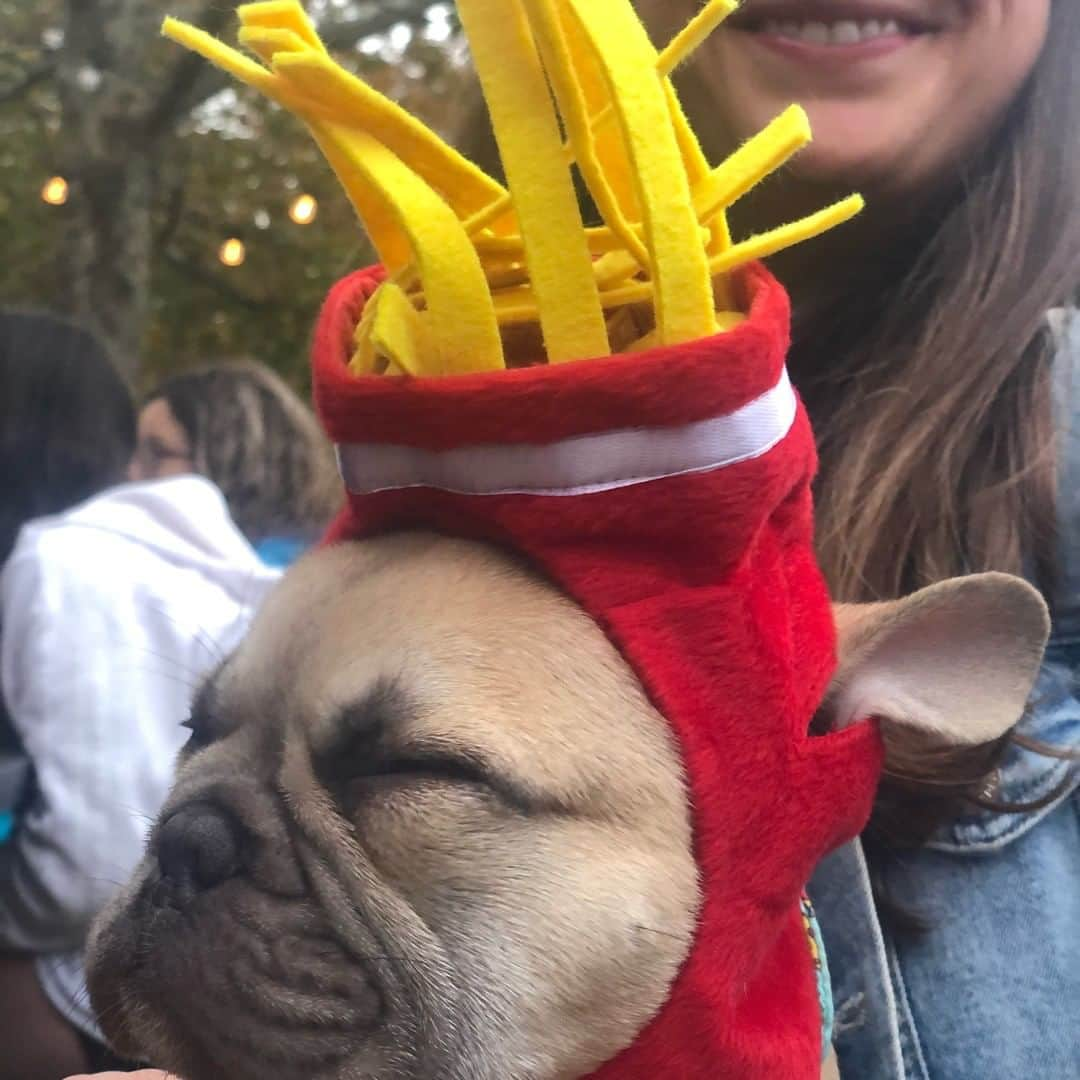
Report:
0,0,472,389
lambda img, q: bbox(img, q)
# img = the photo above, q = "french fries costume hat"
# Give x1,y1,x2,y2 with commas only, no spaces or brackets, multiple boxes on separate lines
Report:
167,3,883,1076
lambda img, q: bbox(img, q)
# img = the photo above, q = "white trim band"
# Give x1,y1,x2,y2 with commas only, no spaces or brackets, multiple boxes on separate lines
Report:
337,367,796,498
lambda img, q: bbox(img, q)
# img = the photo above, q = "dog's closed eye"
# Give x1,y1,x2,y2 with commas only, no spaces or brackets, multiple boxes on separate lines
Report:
180,714,213,754
180,676,226,755
323,742,536,814
313,681,546,815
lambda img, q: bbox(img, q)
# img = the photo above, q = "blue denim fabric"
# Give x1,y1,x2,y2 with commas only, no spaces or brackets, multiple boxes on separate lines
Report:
809,325,1080,1078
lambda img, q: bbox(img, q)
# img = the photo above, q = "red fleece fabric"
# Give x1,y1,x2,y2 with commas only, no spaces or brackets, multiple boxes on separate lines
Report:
314,262,883,1079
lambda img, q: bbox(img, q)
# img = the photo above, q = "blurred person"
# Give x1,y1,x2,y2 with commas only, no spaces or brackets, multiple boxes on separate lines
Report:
0,311,136,847
0,315,281,1078
130,361,342,567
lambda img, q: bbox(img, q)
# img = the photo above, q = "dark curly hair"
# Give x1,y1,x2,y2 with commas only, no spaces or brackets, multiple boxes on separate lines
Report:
0,310,134,565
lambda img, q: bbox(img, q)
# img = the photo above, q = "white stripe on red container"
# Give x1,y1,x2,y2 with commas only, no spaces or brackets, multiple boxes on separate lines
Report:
336,367,796,497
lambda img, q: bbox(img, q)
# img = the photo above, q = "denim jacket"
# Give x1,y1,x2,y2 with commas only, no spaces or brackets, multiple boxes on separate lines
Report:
809,322,1080,1079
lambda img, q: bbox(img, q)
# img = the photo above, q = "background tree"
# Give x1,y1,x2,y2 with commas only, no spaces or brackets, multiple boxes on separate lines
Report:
0,0,473,386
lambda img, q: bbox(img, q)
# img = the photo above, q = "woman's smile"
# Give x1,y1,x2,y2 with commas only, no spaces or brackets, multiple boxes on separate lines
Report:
726,1,948,69
688,0,1050,193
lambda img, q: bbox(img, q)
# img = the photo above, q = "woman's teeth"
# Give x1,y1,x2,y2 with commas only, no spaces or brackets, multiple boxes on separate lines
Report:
759,18,905,45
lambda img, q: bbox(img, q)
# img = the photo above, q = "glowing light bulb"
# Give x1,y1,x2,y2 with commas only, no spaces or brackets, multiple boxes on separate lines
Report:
41,176,69,206
288,193,318,225
219,238,246,267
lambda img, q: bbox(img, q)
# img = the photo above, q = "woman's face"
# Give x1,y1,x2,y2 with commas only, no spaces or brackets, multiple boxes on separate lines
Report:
649,0,1051,194
129,398,194,482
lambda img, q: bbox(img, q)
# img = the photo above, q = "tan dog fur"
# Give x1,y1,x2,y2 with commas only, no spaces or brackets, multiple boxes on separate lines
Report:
87,534,1048,1080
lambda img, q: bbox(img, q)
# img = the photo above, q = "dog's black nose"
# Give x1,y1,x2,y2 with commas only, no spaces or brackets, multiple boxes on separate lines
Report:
155,802,241,904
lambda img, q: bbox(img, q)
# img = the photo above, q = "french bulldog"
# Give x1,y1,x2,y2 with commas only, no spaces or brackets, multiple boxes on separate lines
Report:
86,533,1048,1080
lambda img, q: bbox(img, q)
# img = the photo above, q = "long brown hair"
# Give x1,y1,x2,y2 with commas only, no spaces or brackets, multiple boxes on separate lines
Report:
775,3,1080,844
786,1,1080,606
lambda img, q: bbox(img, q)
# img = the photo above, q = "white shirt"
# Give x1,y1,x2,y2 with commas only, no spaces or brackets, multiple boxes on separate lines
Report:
0,476,281,1038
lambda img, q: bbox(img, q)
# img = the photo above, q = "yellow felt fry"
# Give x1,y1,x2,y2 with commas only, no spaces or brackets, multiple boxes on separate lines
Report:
657,0,737,75
663,78,733,277
556,0,732,174
592,221,713,289
626,310,746,353
485,264,531,292
308,122,413,271
237,25,308,64
463,0,726,246
549,0,640,222
522,0,648,268
655,60,734,293
560,0,717,343
237,1,326,52
705,194,864,271
162,17,300,102
166,14,514,237
365,281,432,377
456,0,609,363
474,222,699,261
318,122,503,374
695,105,812,223
349,293,380,374
269,50,513,229
492,195,862,324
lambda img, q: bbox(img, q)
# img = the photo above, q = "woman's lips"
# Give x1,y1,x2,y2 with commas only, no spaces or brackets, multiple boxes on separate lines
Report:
739,22,917,64
725,6,939,65
726,1,946,38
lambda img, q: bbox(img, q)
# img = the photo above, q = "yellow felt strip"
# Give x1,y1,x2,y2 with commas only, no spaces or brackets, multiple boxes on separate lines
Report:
592,222,713,291
349,291,381,374
627,311,745,352
556,0,733,166
267,50,513,228
306,122,414,271
237,1,326,52
464,0,734,247
560,0,717,343
490,193,864,323
237,25,308,64
695,105,812,223
364,281,432,377
656,0,737,75
522,0,649,269
456,0,609,363
664,78,733,275
164,15,514,235
162,17,301,101
706,194,864,270
474,221,704,261
552,0,642,226
318,121,503,375
660,76,734,303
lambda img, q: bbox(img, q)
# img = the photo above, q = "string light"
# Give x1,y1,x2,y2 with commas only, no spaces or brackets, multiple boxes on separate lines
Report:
41,176,69,206
288,193,318,225
219,238,246,267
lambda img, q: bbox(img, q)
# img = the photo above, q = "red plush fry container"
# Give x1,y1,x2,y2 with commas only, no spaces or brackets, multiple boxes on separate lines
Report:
314,260,884,1080
164,0,883,1072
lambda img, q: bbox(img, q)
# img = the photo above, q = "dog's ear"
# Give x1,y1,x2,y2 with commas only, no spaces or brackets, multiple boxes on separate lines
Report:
824,573,1050,746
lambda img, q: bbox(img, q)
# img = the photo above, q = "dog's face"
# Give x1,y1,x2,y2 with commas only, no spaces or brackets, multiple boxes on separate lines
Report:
88,534,1049,1080
87,535,699,1080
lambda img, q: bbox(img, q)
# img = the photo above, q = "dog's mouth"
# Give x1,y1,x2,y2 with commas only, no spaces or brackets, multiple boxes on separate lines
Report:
92,877,387,1080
